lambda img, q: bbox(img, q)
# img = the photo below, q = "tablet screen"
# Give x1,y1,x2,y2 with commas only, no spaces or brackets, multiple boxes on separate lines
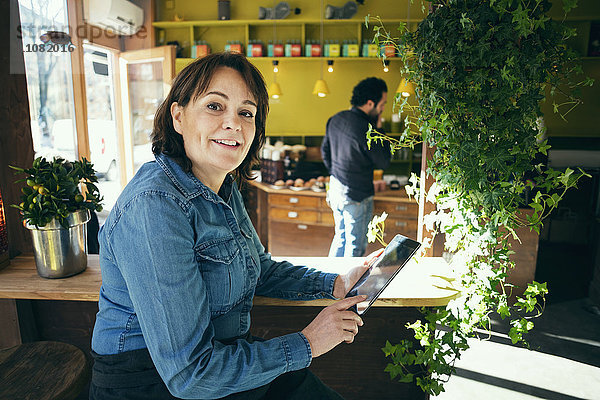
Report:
348,234,421,315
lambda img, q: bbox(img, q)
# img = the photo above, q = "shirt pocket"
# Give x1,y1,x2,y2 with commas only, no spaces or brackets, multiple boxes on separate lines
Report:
195,236,240,316
239,220,260,287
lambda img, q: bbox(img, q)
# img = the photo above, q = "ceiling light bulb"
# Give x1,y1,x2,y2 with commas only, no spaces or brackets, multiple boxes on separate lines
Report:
327,60,334,73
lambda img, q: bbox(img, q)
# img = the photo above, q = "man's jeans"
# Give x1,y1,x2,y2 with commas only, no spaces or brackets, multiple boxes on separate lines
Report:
326,176,374,257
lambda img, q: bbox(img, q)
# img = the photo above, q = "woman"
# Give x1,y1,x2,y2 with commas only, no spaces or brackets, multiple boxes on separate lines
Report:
90,52,375,400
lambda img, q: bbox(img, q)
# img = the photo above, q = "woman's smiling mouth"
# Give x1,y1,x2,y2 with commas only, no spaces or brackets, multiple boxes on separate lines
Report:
212,138,240,147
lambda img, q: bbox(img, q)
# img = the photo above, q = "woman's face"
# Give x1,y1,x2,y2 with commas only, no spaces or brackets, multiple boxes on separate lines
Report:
171,67,257,189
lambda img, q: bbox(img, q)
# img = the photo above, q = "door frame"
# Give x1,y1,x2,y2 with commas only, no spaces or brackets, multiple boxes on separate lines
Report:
117,46,175,183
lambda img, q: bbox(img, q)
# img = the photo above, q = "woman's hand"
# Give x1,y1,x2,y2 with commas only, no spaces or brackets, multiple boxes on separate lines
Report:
332,248,384,299
301,295,367,358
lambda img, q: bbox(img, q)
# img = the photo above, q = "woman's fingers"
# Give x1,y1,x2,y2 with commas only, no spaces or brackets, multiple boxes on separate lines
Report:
341,319,359,335
364,248,384,267
341,310,363,326
301,296,367,358
343,331,356,343
334,295,367,311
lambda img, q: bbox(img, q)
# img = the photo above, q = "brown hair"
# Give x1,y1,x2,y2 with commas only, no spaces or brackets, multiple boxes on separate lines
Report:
152,52,268,183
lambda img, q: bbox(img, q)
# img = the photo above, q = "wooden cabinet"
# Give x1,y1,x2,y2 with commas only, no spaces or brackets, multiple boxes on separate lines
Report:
265,190,334,256
366,197,419,255
268,221,334,256
374,200,418,218
247,182,418,257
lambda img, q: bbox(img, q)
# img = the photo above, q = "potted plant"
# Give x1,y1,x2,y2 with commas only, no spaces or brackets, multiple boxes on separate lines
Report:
364,0,593,396
11,156,103,278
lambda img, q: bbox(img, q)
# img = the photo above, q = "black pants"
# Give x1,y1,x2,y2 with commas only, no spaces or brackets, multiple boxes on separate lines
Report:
89,347,344,400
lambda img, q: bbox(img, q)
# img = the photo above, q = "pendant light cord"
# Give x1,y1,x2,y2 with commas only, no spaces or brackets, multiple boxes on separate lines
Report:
273,0,277,83
320,0,324,79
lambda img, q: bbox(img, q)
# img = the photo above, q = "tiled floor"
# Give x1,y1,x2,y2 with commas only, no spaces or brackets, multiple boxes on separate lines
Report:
436,298,600,400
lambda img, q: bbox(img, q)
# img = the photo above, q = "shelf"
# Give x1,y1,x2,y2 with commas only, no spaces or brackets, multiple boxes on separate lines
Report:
153,18,419,29
158,17,413,63
248,57,395,61
154,16,600,29
176,56,397,63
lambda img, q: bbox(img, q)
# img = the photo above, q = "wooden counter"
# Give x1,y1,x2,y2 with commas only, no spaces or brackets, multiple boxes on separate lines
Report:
0,255,459,307
246,181,420,256
0,255,457,400
249,181,415,203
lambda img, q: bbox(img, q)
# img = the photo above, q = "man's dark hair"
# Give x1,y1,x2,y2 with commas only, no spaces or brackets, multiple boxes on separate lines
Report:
350,77,387,107
152,52,269,183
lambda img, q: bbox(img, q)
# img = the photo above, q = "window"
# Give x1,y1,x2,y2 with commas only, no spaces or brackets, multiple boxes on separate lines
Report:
17,0,77,161
83,44,121,220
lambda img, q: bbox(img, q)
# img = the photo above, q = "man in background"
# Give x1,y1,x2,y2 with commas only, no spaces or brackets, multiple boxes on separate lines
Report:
321,77,391,257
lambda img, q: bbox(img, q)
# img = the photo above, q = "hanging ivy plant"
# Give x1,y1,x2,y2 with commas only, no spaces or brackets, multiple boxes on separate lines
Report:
365,0,593,395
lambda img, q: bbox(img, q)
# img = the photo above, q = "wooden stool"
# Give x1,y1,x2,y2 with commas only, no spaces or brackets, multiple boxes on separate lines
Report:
0,341,90,400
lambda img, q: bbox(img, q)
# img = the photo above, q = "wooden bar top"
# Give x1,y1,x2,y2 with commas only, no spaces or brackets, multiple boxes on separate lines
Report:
249,181,415,203
0,255,459,307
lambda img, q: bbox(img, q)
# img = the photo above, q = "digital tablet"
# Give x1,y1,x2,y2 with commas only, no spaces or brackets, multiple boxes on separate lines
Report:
347,234,421,315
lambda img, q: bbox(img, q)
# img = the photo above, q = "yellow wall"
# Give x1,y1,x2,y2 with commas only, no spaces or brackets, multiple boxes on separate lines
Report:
543,1,600,137
254,59,405,135
156,0,422,136
156,0,600,138
540,60,600,137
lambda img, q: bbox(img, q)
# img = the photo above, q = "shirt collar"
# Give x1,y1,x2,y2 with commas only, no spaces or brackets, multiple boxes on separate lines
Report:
351,106,370,120
155,153,234,204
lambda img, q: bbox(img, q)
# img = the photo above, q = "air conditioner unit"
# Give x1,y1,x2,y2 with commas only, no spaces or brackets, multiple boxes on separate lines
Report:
83,0,144,36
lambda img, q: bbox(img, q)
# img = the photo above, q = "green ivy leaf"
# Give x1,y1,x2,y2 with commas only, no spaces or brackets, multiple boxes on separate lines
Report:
382,340,398,357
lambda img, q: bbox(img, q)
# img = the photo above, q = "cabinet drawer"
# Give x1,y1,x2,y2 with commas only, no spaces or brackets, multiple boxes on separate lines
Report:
385,218,419,237
269,207,318,223
268,221,334,256
320,210,335,226
374,201,418,218
269,193,320,208
365,218,418,255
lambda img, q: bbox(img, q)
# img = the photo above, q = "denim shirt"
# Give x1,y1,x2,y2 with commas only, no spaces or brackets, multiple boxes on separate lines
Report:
91,153,338,399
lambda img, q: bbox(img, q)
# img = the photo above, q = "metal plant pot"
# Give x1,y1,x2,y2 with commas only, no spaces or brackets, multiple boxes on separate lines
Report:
26,210,90,279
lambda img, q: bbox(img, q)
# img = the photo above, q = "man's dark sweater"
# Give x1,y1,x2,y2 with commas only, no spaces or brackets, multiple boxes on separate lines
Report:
321,107,392,202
